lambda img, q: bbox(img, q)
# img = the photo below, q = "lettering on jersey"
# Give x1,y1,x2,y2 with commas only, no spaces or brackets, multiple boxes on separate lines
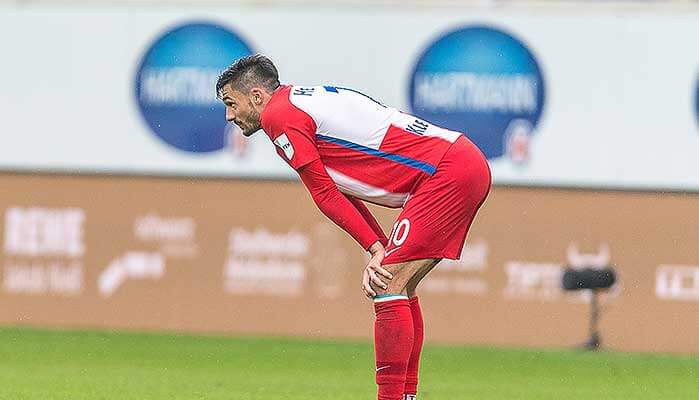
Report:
292,87,315,96
273,133,295,160
405,119,429,135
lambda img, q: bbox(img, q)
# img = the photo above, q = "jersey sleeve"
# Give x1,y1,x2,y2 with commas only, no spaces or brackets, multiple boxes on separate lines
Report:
297,159,381,250
346,195,389,247
261,95,320,170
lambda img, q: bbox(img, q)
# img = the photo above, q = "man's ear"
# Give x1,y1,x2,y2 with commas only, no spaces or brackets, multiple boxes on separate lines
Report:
250,88,265,106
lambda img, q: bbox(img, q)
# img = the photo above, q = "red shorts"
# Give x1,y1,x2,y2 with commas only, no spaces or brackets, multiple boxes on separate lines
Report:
382,135,491,265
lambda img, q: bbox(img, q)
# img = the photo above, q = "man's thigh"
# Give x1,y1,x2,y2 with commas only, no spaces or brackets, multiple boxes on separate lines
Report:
371,258,440,297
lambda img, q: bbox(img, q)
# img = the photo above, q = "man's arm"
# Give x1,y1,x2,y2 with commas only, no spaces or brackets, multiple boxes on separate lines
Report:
261,93,383,250
261,89,391,293
298,159,381,250
346,195,389,247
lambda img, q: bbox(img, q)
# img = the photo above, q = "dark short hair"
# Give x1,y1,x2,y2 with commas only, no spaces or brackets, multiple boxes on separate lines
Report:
216,54,280,97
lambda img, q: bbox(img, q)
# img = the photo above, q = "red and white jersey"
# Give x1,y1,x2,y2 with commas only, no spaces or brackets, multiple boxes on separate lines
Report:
260,85,462,208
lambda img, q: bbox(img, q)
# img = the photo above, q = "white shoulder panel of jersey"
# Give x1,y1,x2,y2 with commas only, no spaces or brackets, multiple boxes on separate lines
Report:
392,112,462,143
325,167,409,208
288,85,400,150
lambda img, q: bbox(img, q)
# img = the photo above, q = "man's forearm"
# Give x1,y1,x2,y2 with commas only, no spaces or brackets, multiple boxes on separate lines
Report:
312,188,381,250
298,159,381,250
346,195,389,247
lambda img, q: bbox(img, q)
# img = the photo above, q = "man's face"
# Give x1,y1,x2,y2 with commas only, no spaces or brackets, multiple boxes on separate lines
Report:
220,84,262,137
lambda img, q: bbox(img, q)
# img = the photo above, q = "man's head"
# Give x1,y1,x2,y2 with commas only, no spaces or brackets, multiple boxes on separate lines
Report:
216,54,280,136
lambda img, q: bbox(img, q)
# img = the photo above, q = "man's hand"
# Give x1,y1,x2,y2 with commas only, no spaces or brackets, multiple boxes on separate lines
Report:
362,241,393,299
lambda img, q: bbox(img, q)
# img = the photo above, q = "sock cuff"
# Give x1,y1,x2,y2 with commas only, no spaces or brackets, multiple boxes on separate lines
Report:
408,296,420,305
373,294,409,303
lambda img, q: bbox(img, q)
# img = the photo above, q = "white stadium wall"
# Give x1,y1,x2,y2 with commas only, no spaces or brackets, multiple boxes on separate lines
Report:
0,4,698,190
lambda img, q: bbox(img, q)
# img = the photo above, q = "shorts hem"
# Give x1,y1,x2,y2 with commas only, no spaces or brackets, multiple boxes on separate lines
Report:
382,252,457,266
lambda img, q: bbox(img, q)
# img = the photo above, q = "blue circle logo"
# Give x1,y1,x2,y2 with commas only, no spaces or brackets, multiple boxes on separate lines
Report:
695,75,699,131
135,22,253,153
409,25,546,161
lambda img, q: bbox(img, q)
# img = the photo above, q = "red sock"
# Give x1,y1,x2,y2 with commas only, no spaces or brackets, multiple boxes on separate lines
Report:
404,296,424,397
374,296,414,400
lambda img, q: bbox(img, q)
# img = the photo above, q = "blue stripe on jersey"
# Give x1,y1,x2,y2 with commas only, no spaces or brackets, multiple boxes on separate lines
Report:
316,134,436,175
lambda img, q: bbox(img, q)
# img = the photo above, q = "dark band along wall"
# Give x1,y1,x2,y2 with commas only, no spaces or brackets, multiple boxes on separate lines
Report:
0,173,697,353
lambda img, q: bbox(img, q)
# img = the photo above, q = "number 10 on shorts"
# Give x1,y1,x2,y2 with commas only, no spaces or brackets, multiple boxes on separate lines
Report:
389,218,410,247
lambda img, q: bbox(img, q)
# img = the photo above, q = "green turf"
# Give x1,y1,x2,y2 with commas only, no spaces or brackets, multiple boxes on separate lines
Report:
0,327,697,400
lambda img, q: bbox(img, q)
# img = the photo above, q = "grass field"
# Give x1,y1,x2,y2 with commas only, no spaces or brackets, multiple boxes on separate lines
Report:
0,328,696,400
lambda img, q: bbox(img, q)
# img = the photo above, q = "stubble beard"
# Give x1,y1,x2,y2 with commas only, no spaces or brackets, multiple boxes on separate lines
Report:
241,109,262,137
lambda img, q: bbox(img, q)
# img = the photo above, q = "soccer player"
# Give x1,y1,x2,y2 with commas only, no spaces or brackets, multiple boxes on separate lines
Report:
216,55,491,400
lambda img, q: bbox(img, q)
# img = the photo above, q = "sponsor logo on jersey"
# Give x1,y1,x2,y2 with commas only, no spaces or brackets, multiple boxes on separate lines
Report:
408,25,546,161
134,21,254,153
273,133,295,160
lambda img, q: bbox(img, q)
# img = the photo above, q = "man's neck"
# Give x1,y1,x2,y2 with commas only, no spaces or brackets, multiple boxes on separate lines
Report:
257,85,282,115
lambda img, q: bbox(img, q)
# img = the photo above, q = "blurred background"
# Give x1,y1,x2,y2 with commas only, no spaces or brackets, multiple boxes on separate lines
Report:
0,1,698,398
